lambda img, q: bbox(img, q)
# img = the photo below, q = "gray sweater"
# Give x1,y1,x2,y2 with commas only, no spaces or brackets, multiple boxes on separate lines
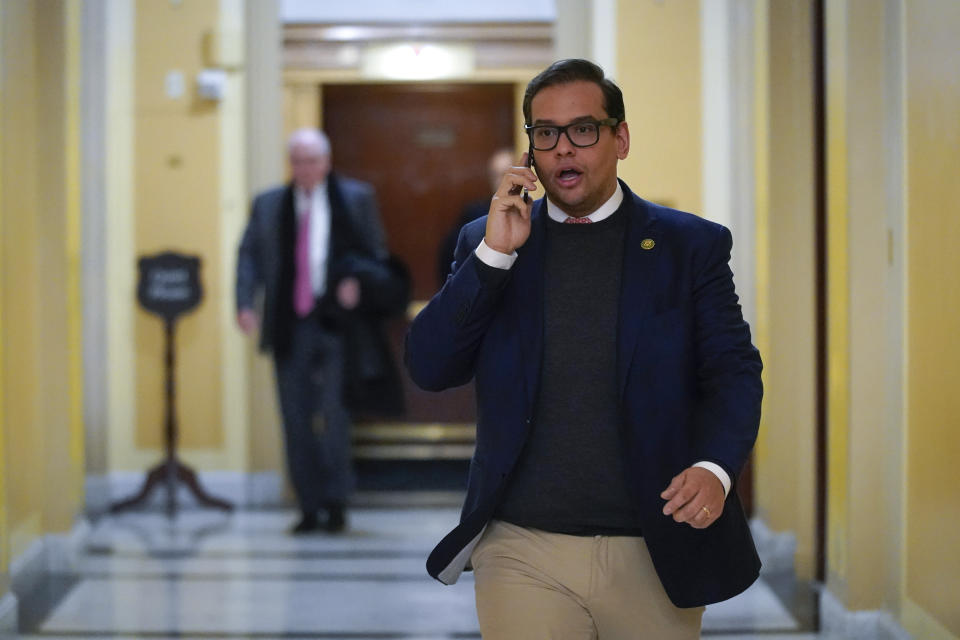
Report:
496,209,643,536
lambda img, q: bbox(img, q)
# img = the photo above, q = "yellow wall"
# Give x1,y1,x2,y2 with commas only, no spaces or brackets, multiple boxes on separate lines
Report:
821,1,960,637
615,0,701,213
903,1,960,636
0,0,85,589
104,0,249,474
825,0,906,611
134,0,223,450
0,0,9,593
1,0,43,561
751,0,818,581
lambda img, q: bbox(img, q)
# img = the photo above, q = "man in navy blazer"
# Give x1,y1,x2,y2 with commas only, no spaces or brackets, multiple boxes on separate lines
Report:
405,59,763,638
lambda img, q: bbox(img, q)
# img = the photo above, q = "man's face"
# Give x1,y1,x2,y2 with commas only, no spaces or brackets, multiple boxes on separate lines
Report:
529,81,629,217
289,142,331,191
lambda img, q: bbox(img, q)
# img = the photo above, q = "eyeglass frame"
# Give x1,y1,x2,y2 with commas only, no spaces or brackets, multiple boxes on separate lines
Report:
523,117,621,151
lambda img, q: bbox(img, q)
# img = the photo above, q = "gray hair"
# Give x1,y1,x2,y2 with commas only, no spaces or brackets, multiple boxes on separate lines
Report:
287,128,331,157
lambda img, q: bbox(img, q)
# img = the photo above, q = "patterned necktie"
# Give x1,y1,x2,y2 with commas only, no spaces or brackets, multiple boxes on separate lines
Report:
564,216,593,224
293,200,313,317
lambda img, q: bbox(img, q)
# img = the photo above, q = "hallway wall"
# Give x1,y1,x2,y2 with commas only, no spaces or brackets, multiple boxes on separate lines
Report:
85,0,253,499
0,0,85,615
751,0,818,582
616,0,702,213
2,1,957,637
902,1,960,636
823,0,959,637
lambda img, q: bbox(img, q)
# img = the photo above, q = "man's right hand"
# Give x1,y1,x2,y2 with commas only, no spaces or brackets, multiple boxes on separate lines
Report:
237,308,259,335
484,152,539,254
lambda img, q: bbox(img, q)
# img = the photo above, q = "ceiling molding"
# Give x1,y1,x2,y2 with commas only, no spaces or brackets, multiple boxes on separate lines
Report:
284,22,554,71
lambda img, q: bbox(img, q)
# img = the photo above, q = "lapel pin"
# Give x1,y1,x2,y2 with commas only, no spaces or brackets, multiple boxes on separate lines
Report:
641,238,656,250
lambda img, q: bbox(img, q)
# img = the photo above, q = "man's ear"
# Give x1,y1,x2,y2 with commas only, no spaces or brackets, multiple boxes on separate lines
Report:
616,121,630,160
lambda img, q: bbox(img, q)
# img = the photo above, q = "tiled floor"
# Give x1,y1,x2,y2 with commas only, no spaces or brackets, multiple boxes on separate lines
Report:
14,504,826,639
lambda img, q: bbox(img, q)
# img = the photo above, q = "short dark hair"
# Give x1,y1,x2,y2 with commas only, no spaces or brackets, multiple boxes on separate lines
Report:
522,58,625,125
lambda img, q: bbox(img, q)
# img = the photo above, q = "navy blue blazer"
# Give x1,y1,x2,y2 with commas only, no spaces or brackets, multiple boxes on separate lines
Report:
405,180,763,608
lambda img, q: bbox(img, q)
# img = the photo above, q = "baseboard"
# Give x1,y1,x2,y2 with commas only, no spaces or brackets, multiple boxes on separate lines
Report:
820,588,913,640
44,519,93,574
86,471,287,512
0,591,18,634
9,517,92,594
902,597,957,640
9,538,47,596
245,471,286,507
749,517,797,574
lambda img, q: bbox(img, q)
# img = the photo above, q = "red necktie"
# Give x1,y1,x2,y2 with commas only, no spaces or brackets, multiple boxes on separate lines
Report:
293,201,313,317
564,216,592,224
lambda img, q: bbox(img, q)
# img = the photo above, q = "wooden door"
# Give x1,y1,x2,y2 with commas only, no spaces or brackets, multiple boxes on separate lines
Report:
324,83,515,300
323,83,515,426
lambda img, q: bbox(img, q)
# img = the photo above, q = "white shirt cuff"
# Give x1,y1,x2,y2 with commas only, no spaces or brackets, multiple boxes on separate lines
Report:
475,238,517,270
694,461,731,498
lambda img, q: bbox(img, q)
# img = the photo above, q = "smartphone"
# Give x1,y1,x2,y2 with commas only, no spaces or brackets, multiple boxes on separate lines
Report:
523,144,534,203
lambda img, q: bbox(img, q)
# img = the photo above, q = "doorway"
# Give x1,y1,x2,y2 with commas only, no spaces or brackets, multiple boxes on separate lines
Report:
323,83,516,481
324,83,515,300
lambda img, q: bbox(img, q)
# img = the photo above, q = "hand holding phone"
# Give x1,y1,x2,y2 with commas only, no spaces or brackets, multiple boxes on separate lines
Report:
487,150,537,254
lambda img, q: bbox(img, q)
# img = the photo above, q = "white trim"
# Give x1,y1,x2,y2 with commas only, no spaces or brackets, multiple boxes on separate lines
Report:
884,0,911,619
80,0,111,478
592,0,617,79
0,592,17,634
104,0,137,476
701,0,734,230
820,588,912,640
218,0,252,477
700,0,757,328
882,0,908,616
281,0,555,24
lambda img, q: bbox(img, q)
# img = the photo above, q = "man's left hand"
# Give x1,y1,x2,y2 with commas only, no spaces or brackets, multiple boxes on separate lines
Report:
336,277,361,310
661,466,725,529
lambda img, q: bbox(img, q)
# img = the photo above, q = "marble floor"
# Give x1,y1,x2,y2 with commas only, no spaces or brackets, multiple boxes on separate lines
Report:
12,502,827,639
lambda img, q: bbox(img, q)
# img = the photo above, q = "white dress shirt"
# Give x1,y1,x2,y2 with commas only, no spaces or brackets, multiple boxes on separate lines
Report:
295,183,331,298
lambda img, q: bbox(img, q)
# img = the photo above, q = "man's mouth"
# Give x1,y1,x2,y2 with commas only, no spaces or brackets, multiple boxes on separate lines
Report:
556,168,583,187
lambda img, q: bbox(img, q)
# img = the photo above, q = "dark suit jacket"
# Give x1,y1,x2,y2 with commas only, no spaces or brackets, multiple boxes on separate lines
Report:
236,173,407,416
437,199,489,288
405,180,763,608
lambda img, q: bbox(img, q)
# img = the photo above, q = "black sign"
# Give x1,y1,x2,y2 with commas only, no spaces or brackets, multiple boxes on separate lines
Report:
137,252,202,321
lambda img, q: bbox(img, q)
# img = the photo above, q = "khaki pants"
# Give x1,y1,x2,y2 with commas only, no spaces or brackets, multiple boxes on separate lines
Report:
471,520,704,640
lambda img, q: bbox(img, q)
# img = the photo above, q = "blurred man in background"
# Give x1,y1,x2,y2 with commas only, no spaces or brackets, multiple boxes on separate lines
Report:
436,148,515,288
236,128,390,534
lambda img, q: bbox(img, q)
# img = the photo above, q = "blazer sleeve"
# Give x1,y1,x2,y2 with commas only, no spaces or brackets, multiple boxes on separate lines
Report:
405,221,511,392
235,197,265,312
690,225,763,480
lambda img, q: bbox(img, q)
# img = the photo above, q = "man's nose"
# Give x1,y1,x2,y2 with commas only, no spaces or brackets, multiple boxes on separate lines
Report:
554,131,576,155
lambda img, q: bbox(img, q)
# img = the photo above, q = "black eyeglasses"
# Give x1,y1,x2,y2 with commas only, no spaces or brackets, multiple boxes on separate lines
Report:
524,118,620,151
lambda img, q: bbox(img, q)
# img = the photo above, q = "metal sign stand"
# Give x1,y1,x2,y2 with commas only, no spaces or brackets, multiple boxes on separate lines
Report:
110,252,233,516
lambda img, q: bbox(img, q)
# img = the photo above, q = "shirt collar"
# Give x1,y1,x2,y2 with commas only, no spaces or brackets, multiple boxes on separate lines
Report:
295,182,327,210
546,181,624,224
